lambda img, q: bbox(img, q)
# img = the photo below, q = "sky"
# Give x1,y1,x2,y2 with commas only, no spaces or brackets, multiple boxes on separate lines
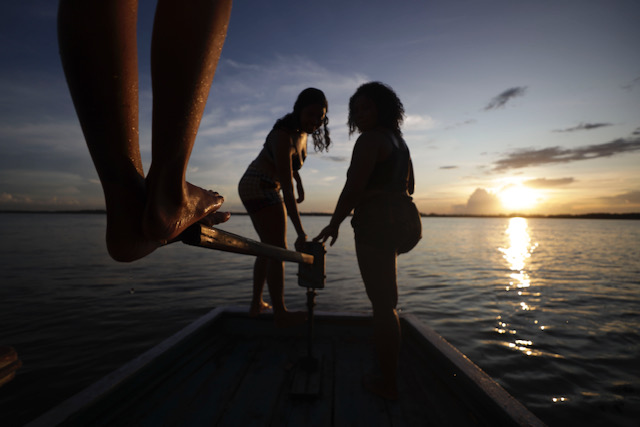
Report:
1,0,639,216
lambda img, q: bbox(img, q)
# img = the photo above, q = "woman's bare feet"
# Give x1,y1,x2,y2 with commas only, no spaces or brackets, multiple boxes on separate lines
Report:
249,300,272,317
143,178,225,244
201,210,232,227
102,176,228,262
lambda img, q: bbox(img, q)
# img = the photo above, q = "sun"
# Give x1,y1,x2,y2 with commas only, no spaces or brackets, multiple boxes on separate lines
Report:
498,185,539,212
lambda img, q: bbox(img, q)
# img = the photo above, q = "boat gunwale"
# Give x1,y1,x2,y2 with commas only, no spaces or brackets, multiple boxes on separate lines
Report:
402,314,546,427
25,307,229,427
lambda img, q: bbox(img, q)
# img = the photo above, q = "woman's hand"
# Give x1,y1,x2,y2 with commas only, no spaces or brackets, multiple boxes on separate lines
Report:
295,181,305,203
314,224,339,246
294,233,307,252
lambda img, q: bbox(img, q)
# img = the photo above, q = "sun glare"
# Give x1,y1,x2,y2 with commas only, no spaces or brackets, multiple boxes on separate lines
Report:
499,185,539,212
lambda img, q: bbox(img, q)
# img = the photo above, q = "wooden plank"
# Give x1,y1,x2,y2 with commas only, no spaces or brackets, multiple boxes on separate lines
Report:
289,330,324,398
214,338,293,426
67,324,239,426
333,337,392,427
166,338,262,426
123,335,251,423
289,356,323,397
276,338,334,427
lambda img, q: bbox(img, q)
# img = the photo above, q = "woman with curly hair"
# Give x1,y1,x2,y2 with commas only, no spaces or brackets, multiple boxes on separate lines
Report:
315,82,421,399
239,88,330,326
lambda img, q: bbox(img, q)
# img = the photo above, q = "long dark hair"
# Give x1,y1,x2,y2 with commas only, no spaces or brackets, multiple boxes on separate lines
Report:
274,88,331,152
348,82,405,138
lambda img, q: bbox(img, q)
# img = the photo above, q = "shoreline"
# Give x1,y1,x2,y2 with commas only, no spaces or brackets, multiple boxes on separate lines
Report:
1,210,639,220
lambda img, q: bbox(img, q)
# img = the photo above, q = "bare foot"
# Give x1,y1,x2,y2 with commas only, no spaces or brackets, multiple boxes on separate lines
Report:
103,177,228,261
103,178,161,262
143,179,225,243
273,310,307,328
201,210,231,227
249,300,272,317
362,373,398,400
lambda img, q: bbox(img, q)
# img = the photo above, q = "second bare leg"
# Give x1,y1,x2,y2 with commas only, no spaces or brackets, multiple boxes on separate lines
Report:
144,0,233,243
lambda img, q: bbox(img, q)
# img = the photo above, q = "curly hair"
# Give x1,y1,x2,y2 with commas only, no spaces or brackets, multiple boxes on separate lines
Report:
274,88,331,152
348,82,405,138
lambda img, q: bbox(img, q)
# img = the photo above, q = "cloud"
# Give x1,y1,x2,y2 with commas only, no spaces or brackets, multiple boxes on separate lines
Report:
595,190,640,212
320,156,349,163
524,177,574,188
605,190,640,204
492,137,640,171
484,86,527,110
621,76,640,92
320,176,339,183
553,122,613,132
404,114,437,132
461,188,502,215
632,127,640,136
445,119,476,130
199,115,269,138
440,165,458,170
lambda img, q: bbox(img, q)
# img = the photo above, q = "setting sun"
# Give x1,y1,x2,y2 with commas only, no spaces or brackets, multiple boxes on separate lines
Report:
499,185,539,212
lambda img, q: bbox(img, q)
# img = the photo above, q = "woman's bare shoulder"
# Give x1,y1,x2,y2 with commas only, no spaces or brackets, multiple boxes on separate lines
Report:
266,128,295,151
266,128,291,142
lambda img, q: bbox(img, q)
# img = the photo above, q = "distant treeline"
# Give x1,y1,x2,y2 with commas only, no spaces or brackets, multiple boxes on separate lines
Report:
419,212,640,220
2,210,639,220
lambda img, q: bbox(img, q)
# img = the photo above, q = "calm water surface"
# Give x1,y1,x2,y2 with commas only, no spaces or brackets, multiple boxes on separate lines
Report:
1,213,639,426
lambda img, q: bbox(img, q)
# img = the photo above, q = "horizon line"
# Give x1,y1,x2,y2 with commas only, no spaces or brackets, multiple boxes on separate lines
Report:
1,210,639,220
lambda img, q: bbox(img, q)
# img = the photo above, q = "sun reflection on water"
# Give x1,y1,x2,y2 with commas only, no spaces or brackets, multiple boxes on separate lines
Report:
500,217,538,290
496,217,544,357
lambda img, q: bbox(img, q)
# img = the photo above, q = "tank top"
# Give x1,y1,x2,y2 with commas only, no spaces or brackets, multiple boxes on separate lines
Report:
365,134,411,194
263,137,305,171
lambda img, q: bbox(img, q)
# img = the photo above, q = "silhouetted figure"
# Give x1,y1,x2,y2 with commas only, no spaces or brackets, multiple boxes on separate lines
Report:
239,88,330,326
57,0,233,262
315,82,421,399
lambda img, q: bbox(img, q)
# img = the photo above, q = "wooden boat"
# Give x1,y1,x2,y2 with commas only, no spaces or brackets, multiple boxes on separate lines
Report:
27,306,545,426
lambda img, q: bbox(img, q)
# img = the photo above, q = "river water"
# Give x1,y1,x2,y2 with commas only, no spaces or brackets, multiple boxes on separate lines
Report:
1,213,638,426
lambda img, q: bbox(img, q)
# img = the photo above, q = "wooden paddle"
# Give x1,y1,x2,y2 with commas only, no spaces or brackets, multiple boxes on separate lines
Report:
179,224,325,288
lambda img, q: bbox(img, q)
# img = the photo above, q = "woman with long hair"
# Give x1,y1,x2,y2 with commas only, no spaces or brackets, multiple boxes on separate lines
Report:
239,88,330,326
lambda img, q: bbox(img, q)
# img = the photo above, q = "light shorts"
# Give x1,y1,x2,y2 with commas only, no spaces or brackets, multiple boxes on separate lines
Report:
238,166,282,214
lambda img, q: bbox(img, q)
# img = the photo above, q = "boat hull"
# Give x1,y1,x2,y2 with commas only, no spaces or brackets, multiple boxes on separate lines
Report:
27,307,545,426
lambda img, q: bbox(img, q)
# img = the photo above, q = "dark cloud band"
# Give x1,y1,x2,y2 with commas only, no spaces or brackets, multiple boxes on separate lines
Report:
553,122,612,132
484,86,527,110
493,137,640,171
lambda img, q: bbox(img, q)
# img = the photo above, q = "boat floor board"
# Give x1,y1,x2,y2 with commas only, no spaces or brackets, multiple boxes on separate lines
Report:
29,308,544,426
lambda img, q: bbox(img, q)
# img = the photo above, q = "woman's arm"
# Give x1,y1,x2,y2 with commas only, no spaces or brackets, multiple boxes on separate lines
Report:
272,130,306,248
315,131,387,245
408,158,415,195
293,170,304,203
